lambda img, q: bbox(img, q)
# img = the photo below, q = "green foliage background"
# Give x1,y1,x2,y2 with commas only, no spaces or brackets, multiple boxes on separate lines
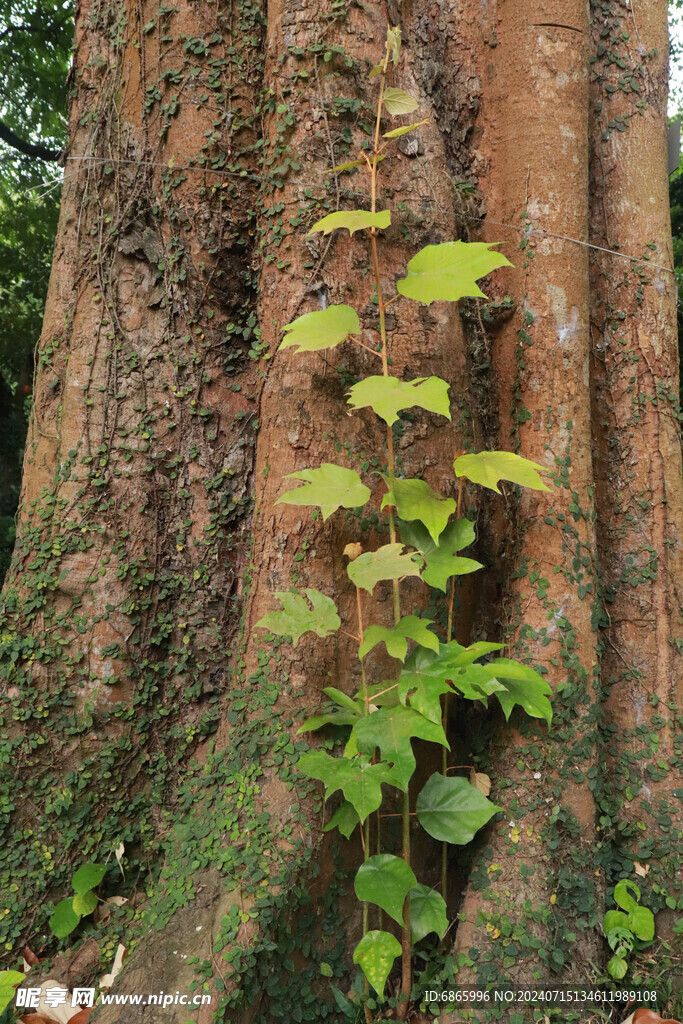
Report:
0,0,71,579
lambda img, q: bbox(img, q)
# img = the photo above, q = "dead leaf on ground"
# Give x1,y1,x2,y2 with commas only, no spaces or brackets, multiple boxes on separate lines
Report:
69,1010,93,1024
622,1009,682,1024
113,842,125,877
469,768,492,796
99,943,126,990
634,861,650,877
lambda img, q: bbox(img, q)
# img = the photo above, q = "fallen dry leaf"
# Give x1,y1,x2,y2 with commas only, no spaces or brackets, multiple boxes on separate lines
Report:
343,542,363,561
469,768,492,796
634,861,650,878
69,1010,93,1024
99,943,125,990
18,980,82,1024
622,1009,682,1024
113,842,125,878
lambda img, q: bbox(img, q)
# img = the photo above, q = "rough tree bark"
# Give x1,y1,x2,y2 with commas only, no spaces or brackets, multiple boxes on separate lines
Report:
0,0,680,1021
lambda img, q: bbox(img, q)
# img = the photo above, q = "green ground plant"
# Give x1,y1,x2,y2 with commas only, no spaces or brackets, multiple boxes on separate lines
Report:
603,880,655,980
256,26,556,1021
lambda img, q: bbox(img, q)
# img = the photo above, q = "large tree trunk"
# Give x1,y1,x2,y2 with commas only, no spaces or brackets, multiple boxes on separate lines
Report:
1,0,681,1020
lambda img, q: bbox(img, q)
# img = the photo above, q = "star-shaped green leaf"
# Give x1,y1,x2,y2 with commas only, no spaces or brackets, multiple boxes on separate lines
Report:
453,450,551,494
400,519,481,591
347,375,451,426
308,209,391,235
382,477,455,543
353,705,448,791
487,658,553,724
347,543,422,594
297,750,396,822
397,241,512,304
280,304,360,354
398,669,452,724
255,588,340,646
276,463,371,521
359,614,439,661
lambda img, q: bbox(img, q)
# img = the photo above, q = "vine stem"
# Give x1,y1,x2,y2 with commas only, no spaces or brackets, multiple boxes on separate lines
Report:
368,55,410,1019
441,475,464,902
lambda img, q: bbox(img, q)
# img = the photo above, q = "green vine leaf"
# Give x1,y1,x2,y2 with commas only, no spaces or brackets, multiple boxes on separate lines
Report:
359,614,439,660
0,972,26,1017
398,670,452,725
383,118,428,139
382,476,455,543
409,884,449,942
323,800,359,839
353,705,448,791
347,543,422,594
486,658,553,724
354,854,416,926
298,710,358,733
280,304,360,354
613,879,640,912
308,210,391,236
347,375,451,426
255,588,341,646
72,890,98,916
276,464,371,521
72,862,107,894
323,686,363,714
416,773,501,844
396,241,512,304
386,25,401,66
453,450,551,493
400,519,481,592
297,750,396,822
383,86,418,115
353,930,401,998
49,897,80,938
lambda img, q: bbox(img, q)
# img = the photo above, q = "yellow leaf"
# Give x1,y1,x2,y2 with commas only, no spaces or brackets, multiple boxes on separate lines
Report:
550,893,557,905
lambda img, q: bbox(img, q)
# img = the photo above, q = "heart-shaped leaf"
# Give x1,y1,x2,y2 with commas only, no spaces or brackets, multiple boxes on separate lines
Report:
72,862,107,894
347,543,422,594
383,87,418,115
416,773,501,844
0,971,25,1016
400,519,481,592
454,450,551,494
280,304,360,353
255,588,340,646
354,854,416,926
397,241,512,304
359,615,439,660
277,463,371,521
382,477,455,543
308,209,391,236
353,930,401,998
49,897,81,938
410,884,449,942
73,889,98,916
347,375,451,426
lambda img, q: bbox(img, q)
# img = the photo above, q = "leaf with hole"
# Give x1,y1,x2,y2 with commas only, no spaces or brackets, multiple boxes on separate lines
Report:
416,773,501,844
308,209,391,236
280,304,360,354
410,884,449,942
347,543,422,594
454,450,551,494
400,519,481,592
383,87,418,115
347,375,451,426
359,615,439,660
297,750,396,821
382,477,455,543
49,897,81,938
72,862,107,894
354,854,416,926
383,118,429,139
398,670,452,725
353,930,401,998
397,241,511,304
277,463,371,521
353,705,448,791
255,588,340,646
614,879,640,913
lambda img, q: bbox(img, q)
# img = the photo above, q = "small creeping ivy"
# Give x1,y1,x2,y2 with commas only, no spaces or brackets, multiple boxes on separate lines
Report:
256,26,554,1020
